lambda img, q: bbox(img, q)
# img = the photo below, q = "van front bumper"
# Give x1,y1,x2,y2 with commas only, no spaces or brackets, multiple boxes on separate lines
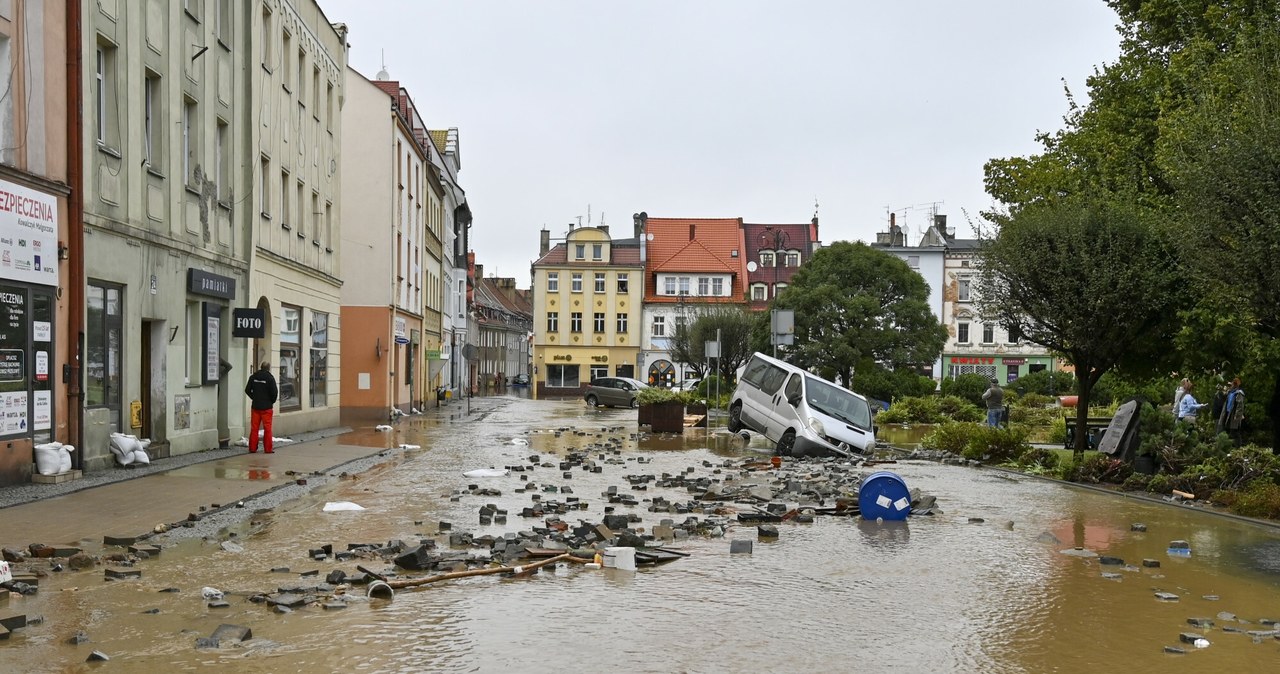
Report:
793,433,868,458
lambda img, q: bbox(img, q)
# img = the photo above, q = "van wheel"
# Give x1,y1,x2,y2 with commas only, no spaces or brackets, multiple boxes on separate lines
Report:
776,430,796,457
585,394,599,407
727,403,744,432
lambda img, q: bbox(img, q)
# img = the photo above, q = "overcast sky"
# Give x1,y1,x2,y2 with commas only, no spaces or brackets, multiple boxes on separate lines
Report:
322,0,1122,283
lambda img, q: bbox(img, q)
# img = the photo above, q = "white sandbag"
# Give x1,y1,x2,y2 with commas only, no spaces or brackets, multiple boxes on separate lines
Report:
57,446,73,473
463,468,508,478
34,442,62,476
130,447,150,465
374,424,393,431
322,501,365,512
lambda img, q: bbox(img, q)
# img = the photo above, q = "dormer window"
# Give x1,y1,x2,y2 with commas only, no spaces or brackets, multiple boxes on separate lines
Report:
592,243,603,260
785,251,800,267
575,244,585,259
760,251,775,268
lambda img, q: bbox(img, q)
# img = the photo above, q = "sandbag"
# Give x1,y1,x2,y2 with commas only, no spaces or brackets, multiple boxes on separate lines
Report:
34,442,62,476
57,444,74,473
109,433,141,466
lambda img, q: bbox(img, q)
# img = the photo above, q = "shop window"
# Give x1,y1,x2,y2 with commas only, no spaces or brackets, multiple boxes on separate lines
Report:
279,305,301,410
590,364,607,380
86,281,123,431
545,364,580,388
310,312,328,407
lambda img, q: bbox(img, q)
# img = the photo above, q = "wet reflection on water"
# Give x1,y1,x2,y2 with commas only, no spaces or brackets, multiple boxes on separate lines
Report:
4,397,1279,673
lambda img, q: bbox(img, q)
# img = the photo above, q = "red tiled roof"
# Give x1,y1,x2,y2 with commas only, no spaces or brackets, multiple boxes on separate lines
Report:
532,243,642,267
643,218,746,302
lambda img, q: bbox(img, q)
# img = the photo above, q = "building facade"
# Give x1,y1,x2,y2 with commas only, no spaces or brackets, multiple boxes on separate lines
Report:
80,0,255,467
639,216,747,386
531,225,642,397
872,214,946,379
473,271,532,389
425,128,469,398
338,67,432,421
248,0,346,435
0,0,71,484
742,218,821,311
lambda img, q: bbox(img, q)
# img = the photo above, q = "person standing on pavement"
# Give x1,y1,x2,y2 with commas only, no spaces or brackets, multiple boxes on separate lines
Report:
1173,378,1191,419
1222,377,1246,446
982,378,1004,428
245,361,278,453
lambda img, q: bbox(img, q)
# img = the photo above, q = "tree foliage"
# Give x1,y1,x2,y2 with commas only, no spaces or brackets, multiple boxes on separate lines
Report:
976,197,1184,458
669,306,755,383
772,241,946,389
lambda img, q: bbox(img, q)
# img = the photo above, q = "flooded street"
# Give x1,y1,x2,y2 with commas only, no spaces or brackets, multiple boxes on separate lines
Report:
4,395,1280,673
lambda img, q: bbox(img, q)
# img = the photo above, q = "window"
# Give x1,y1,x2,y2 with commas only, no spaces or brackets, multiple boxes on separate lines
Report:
282,31,292,90
652,315,665,337
297,47,306,102
95,41,118,147
325,202,332,250
594,273,605,293
752,284,766,301
678,277,690,295
907,255,920,269
216,119,228,200
86,282,123,431
760,251,774,268
184,301,201,385
547,272,559,292
571,273,583,292
786,252,800,267
182,97,197,185
570,312,583,333
0,37,10,163
545,364,580,388
259,155,270,216
593,312,605,332
279,305,301,410
616,273,629,293
326,82,334,130
982,324,995,344
280,170,290,228
775,282,788,294
592,244,603,260
310,312,328,407
546,312,558,332
260,7,273,70
958,278,971,302
616,313,628,333
143,72,159,166
663,277,676,295
590,365,608,380
698,277,710,296
712,278,724,296
217,0,231,43
296,180,304,236
312,67,320,113
575,244,585,259
958,322,970,344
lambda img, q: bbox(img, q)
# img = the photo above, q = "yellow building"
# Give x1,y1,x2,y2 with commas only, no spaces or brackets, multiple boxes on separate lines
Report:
531,224,644,397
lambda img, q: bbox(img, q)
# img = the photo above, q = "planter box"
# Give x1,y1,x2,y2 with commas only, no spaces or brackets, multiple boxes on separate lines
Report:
642,402,686,434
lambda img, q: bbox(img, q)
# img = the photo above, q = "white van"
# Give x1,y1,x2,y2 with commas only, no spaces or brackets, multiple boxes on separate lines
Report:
727,352,875,457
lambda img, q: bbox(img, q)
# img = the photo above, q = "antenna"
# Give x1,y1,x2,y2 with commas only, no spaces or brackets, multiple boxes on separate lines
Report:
587,203,591,225
575,216,584,227
813,196,819,219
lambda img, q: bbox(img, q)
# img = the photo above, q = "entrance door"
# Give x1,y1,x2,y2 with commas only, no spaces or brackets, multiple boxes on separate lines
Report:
139,320,153,436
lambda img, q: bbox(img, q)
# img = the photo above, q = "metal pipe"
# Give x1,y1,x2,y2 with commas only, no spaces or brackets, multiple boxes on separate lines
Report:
66,0,85,467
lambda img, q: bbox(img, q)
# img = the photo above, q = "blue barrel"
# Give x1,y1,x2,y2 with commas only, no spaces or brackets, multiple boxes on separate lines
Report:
858,471,912,521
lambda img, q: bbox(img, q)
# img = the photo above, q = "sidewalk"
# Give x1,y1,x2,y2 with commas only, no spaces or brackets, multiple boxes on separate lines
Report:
0,426,400,552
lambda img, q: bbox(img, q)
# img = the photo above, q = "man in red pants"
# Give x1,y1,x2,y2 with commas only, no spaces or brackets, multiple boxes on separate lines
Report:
244,361,279,453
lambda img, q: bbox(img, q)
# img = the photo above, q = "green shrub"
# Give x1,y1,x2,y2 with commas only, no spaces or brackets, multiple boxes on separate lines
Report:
921,422,982,454
1075,453,1133,484
935,395,982,422
852,366,937,402
1147,473,1174,494
1047,416,1067,445
1017,447,1061,471
1014,392,1055,408
961,425,1030,463
1009,406,1057,426
637,388,691,405
1121,473,1151,491
1015,370,1076,397
696,375,726,398
874,405,910,424
1229,479,1280,520
940,374,991,407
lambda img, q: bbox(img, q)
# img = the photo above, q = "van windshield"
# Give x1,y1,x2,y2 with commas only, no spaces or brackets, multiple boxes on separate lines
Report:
804,376,872,430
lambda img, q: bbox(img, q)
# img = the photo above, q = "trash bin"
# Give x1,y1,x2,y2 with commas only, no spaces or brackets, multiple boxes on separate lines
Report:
858,471,912,521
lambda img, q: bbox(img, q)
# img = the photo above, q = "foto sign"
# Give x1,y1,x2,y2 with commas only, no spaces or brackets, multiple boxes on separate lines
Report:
232,308,265,338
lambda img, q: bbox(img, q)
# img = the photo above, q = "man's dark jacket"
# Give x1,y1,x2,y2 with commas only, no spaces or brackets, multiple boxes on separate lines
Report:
245,368,279,411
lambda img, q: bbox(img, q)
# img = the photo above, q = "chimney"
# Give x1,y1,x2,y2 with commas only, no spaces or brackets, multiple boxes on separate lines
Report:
539,228,550,256
475,263,484,280
634,212,648,263
689,224,696,240
889,213,895,228
600,225,609,235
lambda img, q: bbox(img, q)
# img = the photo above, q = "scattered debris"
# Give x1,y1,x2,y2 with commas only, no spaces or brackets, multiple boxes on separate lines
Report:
322,502,366,512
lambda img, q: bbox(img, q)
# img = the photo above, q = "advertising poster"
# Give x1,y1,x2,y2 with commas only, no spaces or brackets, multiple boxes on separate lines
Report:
1,391,27,434
35,350,47,381
0,179,59,287
33,320,50,342
33,390,50,431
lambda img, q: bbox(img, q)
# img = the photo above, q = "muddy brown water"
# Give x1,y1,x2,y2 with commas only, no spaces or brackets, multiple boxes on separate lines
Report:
3,397,1279,673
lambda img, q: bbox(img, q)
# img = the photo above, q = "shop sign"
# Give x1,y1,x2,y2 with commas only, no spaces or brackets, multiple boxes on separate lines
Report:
591,355,608,363
0,179,58,287
1002,358,1026,365
950,356,995,364
232,308,265,338
552,354,572,362
187,268,236,299
394,316,409,344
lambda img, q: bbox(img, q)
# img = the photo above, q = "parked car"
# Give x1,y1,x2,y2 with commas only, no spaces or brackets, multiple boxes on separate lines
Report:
512,373,531,386
583,377,648,408
727,352,875,457
677,378,702,392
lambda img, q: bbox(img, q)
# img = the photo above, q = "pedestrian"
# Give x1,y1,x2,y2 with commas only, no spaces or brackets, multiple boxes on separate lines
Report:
1222,377,1246,446
982,378,1004,428
1176,381,1208,425
244,361,278,453
1173,378,1190,418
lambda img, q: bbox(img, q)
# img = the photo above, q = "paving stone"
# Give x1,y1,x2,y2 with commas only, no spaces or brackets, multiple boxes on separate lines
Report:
1130,523,1147,532
128,545,161,557
321,602,348,610
325,570,347,585
267,593,307,608
0,615,26,631
210,624,252,643
757,525,779,539
1187,618,1214,629
729,540,753,554
1098,556,1124,566
207,600,231,609
195,637,221,649
1142,559,1160,568
1163,646,1185,654
1155,592,1180,602
104,568,141,580
86,650,110,661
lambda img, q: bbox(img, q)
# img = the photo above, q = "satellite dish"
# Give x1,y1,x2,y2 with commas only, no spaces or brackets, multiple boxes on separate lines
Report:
746,261,758,272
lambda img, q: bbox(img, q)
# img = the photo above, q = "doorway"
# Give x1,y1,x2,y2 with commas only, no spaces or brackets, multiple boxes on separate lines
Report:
139,320,154,437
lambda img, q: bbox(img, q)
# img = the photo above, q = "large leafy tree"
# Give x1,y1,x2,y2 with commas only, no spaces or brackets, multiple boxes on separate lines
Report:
670,306,756,383
1157,17,1280,451
772,241,946,389
976,197,1183,459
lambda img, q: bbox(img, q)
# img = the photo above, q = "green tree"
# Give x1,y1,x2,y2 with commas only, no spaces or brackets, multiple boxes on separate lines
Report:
976,197,1184,460
670,306,756,384
773,241,946,389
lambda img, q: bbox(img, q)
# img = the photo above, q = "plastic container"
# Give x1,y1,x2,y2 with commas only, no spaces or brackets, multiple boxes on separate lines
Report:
603,546,636,572
858,471,912,521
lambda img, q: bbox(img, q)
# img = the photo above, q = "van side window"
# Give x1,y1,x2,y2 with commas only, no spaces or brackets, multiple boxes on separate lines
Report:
741,357,771,387
784,374,802,401
758,364,788,395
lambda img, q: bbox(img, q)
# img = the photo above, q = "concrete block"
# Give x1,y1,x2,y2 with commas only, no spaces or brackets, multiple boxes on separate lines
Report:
104,568,141,580
210,624,252,643
1142,559,1160,568
103,535,139,547
730,540,753,554
129,545,161,557
1155,592,1180,601
0,614,26,631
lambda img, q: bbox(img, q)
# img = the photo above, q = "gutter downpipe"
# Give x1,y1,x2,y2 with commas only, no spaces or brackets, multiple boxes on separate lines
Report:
67,0,85,468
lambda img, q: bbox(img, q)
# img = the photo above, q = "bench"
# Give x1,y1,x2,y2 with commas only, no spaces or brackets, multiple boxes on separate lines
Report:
1064,416,1113,450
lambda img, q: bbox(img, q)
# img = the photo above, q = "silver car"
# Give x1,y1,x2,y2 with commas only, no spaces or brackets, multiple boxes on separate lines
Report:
583,377,648,408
